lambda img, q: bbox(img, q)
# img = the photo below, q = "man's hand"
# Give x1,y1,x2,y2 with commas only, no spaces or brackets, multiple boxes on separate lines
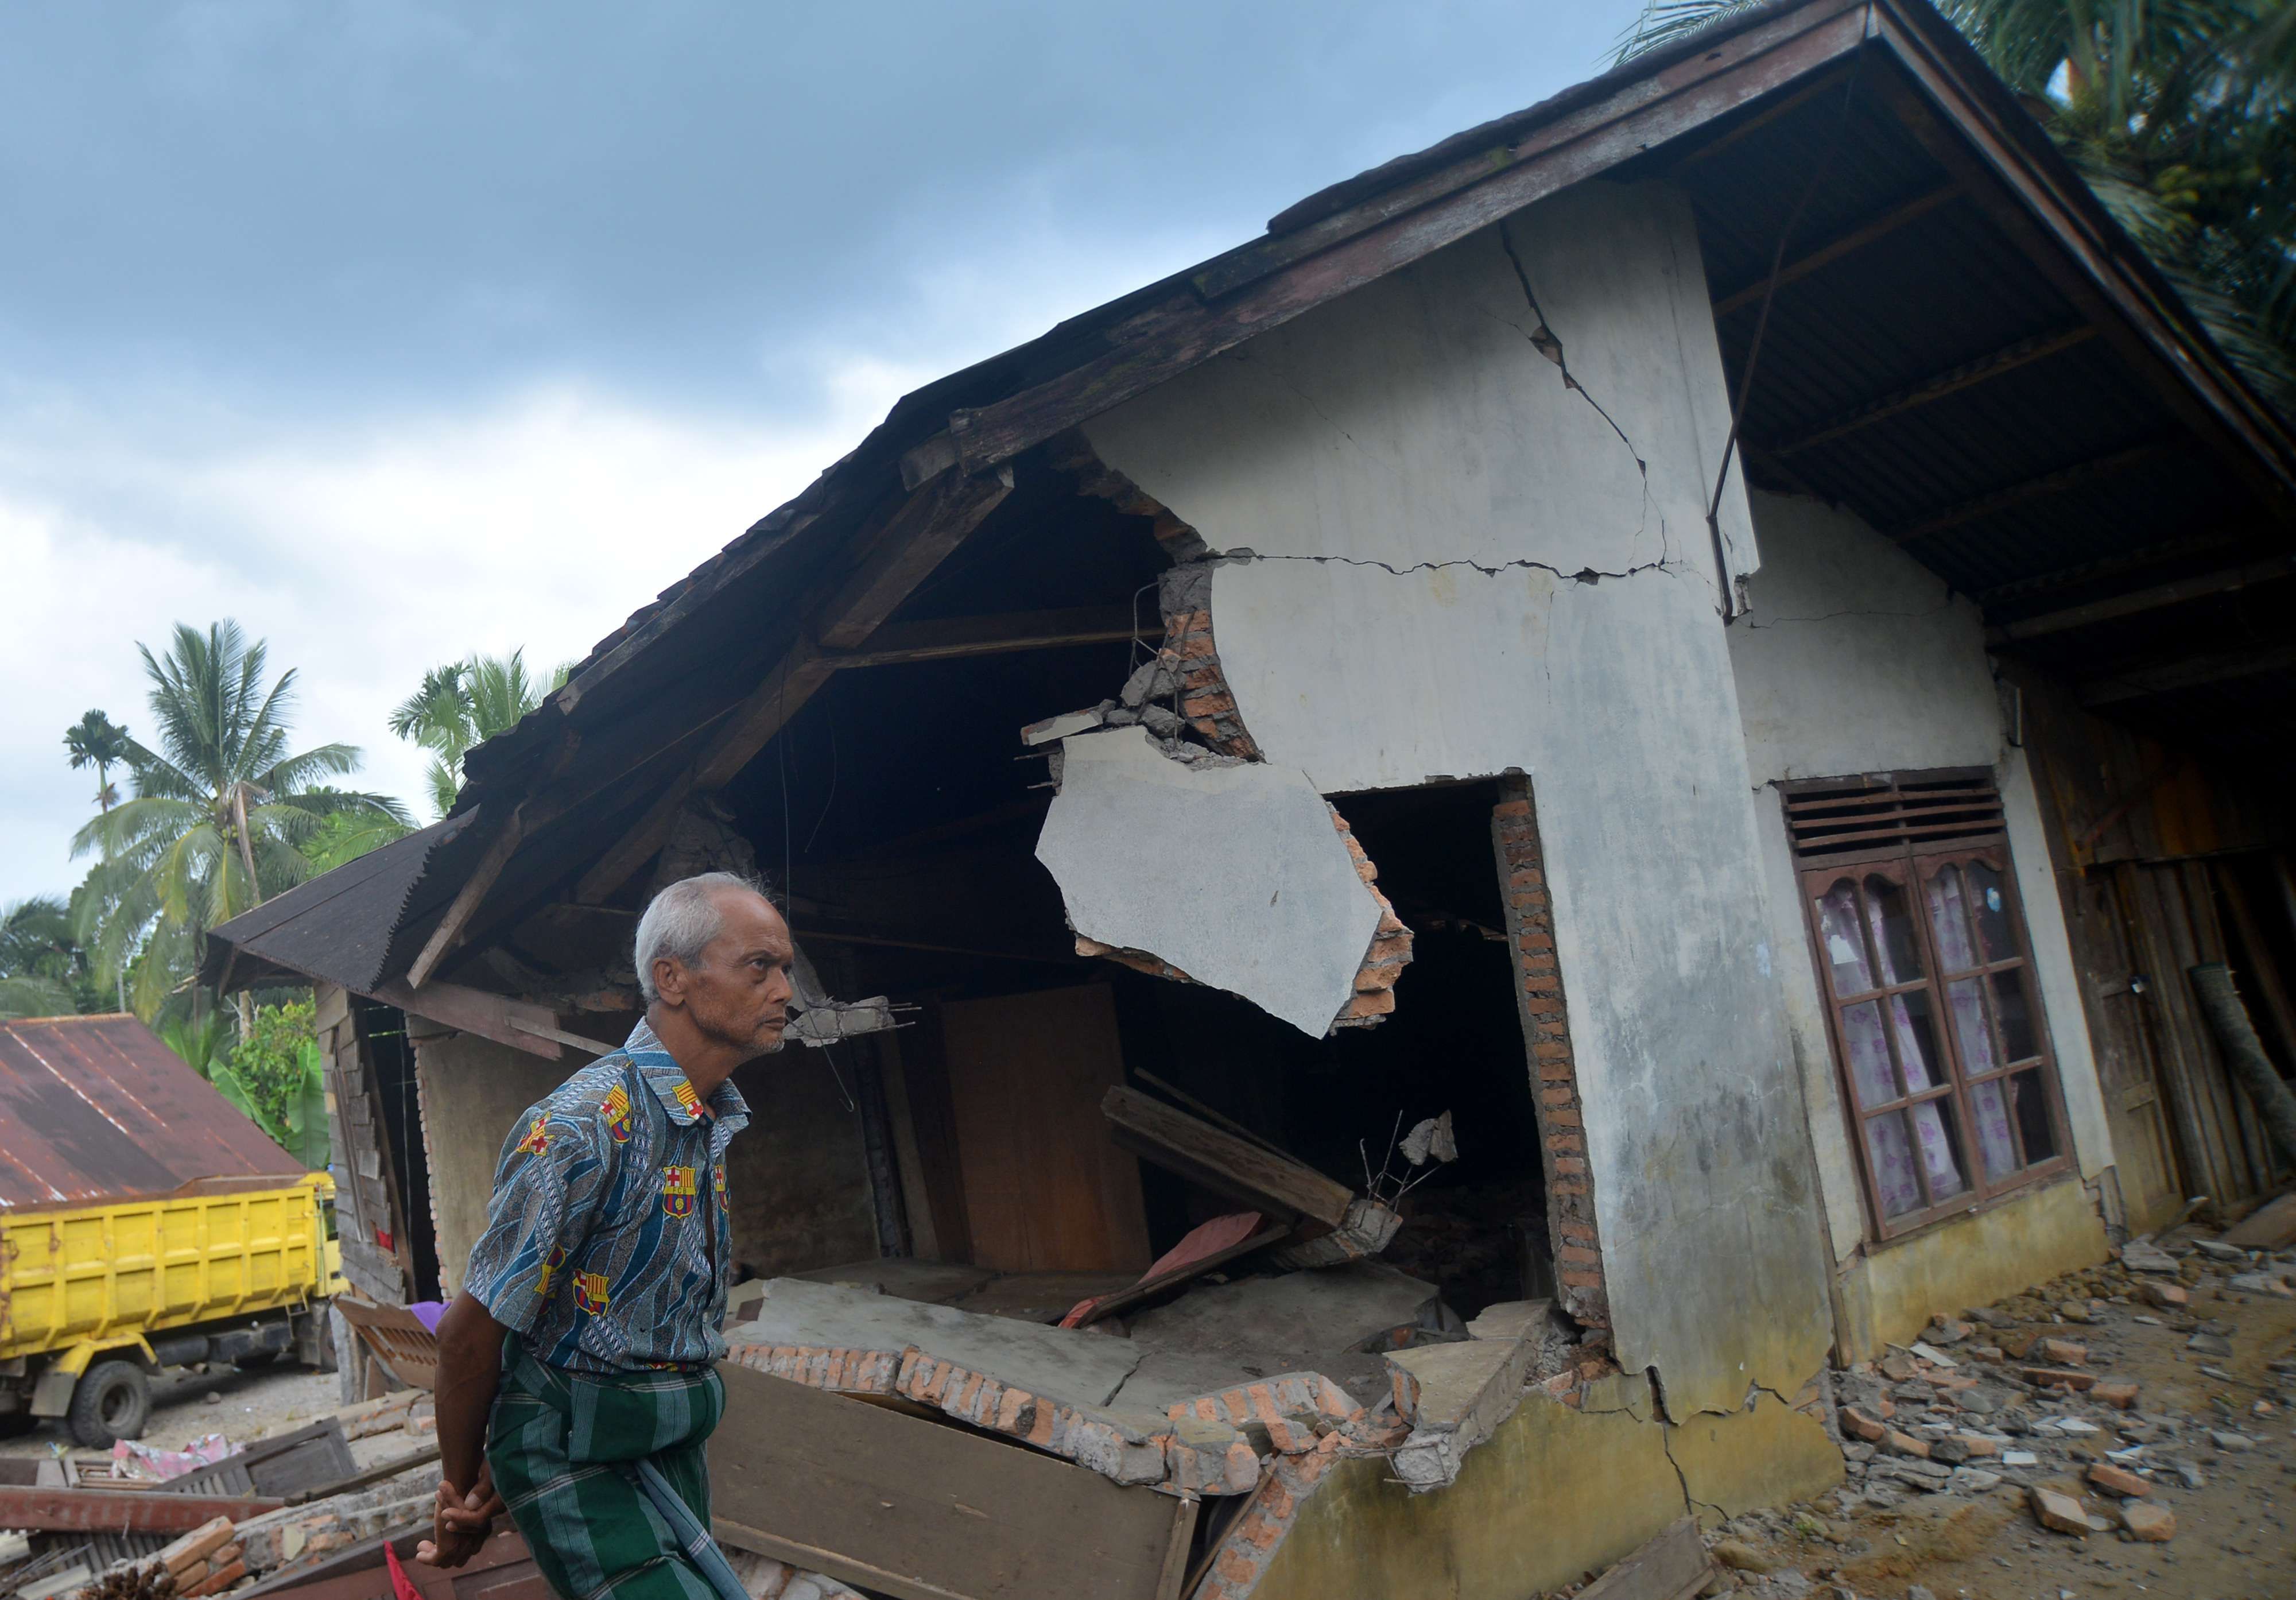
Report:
416,1471,506,1568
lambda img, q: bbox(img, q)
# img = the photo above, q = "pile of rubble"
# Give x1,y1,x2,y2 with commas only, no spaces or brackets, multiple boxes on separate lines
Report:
1654,1210,2296,1599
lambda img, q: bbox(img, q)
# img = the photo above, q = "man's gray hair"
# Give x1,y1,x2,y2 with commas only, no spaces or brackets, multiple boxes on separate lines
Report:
634,871,768,1004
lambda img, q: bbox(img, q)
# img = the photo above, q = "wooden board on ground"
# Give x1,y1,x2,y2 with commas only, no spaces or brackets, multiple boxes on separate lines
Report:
238,1524,538,1600
1102,1085,1354,1228
710,1359,1195,1600
0,1487,282,1535
333,1294,441,1391
167,1420,356,1499
1576,1518,1712,1600
2223,1190,2296,1249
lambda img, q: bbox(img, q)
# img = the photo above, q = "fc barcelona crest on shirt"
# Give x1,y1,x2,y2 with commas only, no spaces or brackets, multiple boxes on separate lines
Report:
662,1164,698,1219
600,1085,634,1144
672,1080,704,1121
573,1271,611,1314
536,1245,567,1296
514,1116,550,1157
712,1160,726,1196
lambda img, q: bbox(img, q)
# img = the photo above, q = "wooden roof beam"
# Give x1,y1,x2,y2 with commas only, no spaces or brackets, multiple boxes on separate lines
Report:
1772,326,2096,457
1891,441,2171,545
1711,182,1961,319
1988,551,2296,644
820,605,1139,668
2080,641,2296,706
571,465,1015,907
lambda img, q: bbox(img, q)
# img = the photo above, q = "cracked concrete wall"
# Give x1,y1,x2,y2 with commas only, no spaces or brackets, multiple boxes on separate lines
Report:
1082,180,1834,1421
1725,489,2115,1285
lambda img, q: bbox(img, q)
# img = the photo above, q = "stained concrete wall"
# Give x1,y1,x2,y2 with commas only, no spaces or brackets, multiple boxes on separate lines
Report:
412,1023,878,1299
1724,490,2115,1293
1082,180,1834,1420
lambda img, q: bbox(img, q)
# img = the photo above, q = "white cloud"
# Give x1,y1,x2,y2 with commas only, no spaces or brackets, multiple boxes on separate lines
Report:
0,374,916,906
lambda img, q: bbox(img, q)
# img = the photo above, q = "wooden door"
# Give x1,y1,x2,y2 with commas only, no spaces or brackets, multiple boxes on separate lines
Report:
937,985,1151,1273
2070,870,2182,1231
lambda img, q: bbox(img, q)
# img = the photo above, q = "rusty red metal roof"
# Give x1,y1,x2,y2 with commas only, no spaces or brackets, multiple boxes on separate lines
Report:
0,1014,307,1212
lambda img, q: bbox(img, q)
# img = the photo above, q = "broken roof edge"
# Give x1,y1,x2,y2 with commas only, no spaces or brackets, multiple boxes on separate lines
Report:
200,813,473,995
452,0,2295,804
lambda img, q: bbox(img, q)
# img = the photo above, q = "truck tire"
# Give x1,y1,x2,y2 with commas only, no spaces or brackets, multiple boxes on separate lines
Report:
68,1361,151,1448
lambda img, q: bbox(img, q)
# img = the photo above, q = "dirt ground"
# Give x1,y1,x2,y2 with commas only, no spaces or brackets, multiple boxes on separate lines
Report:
1697,1226,2296,1600
0,1359,399,1467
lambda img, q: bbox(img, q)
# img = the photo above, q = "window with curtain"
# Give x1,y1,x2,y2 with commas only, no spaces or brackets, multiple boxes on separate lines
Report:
1785,771,2071,1239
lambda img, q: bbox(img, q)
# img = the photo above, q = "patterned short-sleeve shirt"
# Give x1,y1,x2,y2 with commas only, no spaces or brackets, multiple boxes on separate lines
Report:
465,1018,750,1374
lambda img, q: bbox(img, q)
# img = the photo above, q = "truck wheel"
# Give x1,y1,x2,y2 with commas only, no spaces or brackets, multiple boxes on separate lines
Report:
68,1361,151,1448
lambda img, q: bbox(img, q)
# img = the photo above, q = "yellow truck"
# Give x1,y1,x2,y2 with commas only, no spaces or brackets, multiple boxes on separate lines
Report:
0,1015,346,1447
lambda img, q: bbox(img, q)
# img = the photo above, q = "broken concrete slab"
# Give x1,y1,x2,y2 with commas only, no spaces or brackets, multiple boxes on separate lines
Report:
1385,1331,1541,1491
1035,727,1385,1035
789,1259,998,1305
1126,1262,1446,1359
732,1278,1146,1408
2220,1191,2296,1249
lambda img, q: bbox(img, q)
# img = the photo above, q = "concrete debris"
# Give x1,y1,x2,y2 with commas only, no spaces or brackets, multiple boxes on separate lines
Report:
2029,1485,2090,1535
1036,727,1388,1035
1399,1112,1458,1167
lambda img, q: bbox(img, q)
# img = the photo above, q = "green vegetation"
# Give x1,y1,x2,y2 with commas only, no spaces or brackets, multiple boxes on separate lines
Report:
63,710,133,814
68,620,410,1020
212,998,330,1170
0,896,99,1018
389,649,572,818
1616,0,2296,413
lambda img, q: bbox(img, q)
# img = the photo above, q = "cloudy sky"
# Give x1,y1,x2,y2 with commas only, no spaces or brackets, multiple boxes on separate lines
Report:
1,1,1647,906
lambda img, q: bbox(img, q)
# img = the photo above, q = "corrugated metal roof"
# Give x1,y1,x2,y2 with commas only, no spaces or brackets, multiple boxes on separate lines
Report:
0,1015,306,1212
203,815,470,992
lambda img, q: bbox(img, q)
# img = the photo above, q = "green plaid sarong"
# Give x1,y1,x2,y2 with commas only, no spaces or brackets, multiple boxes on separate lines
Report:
488,1342,727,1600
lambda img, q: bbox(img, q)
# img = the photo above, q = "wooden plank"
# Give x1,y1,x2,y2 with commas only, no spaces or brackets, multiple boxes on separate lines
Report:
2222,1191,2296,1249
1102,1085,1355,1228
1893,442,2174,547
822,605,1139,668
941,986,1153,1273
2080,641,2296,707
0,1487,282,1535
369,978,562,1061
709,1362,1190,1600
1711,183,1961,316
406,808,526,989
1073,1219,1292,1328
1989,551,2296,644
816,465,1015,650
570,453,1006,908
946,3,1872,474
1577,1517,1712,1600
1779,326,2097,458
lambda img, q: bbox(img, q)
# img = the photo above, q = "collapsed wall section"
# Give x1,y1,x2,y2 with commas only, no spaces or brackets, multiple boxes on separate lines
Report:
1076,179,1837,1420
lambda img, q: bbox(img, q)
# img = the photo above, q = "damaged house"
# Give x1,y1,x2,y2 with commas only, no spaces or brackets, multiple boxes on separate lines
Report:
205,2,2296,1595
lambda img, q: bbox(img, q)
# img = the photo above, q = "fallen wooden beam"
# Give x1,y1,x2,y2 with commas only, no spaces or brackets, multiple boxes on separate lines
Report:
0,1486,282,1535
820,605,1138,668
1102,1085,1354,1229
1577,1517,1713,1600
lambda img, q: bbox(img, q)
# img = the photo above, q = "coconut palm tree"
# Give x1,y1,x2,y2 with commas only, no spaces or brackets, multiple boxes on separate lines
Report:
70,621,410,1020
1615,0,2296,413
0,896,96,1015
63,710,133,813
390,649,571,818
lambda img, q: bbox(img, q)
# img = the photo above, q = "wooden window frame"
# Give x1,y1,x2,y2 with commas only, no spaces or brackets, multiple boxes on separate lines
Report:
1794,809,2074,1242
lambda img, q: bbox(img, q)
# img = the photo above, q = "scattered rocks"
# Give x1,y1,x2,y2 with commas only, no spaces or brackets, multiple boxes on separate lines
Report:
1838,1405,1886,1443
2035,1337,2087,1366
2187,1331,2234,1357
2119,1501,2177,1542
2139,1280,2188,1309
2091,1378,2140,1409
1711,1540,1778,1574
1922,1318,1973,1346
2207,1429,2256,1452
2193,1239,2246,1262
2085,1462,2150,1498
2030,1485,2091,1535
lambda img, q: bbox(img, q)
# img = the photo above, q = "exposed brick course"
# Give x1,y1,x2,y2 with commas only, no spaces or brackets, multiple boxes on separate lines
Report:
1492,780,1610,1331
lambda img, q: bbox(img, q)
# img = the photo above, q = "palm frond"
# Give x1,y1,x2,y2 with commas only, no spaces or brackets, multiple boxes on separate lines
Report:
1611,0,1773,62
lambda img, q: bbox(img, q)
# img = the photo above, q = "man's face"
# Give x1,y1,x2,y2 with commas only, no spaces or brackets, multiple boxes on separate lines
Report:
655,890,794,1056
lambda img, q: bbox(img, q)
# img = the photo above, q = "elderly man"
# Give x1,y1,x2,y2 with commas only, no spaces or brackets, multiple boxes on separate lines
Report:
416,871,792,1600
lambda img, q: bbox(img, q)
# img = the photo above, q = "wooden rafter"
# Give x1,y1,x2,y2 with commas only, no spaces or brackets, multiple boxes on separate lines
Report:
1988,551,2296,644
821,605,1140,668
1710,183,1961,318
1975,526,2251,606
1891,441,2171,546
2081,641,2296,706
1773,326,2096,456
571,465,1015,906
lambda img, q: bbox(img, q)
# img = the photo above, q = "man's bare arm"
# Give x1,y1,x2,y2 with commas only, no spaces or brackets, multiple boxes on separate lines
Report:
416,1291,510,1568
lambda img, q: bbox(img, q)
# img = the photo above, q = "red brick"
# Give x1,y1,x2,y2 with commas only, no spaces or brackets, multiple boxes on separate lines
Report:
1551,1176,1590,1196
1557,1221,1597,1245
2092,1379,2140,1409
1240,1512,1284,1551
1557,1245,1601,1266
1559,1268,1603,1288
1215,1549,1258,1586
1839,1405,1886,1442
1539,1084,1574,1107
1346,989,1396,1018
1492,799,1531,819
1546,1131,1584,1152
1546,1106,1583,1128
2089,1463,2150,1498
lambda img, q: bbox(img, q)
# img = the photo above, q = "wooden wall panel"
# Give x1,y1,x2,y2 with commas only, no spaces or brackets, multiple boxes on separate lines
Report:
938,985,1151,1273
